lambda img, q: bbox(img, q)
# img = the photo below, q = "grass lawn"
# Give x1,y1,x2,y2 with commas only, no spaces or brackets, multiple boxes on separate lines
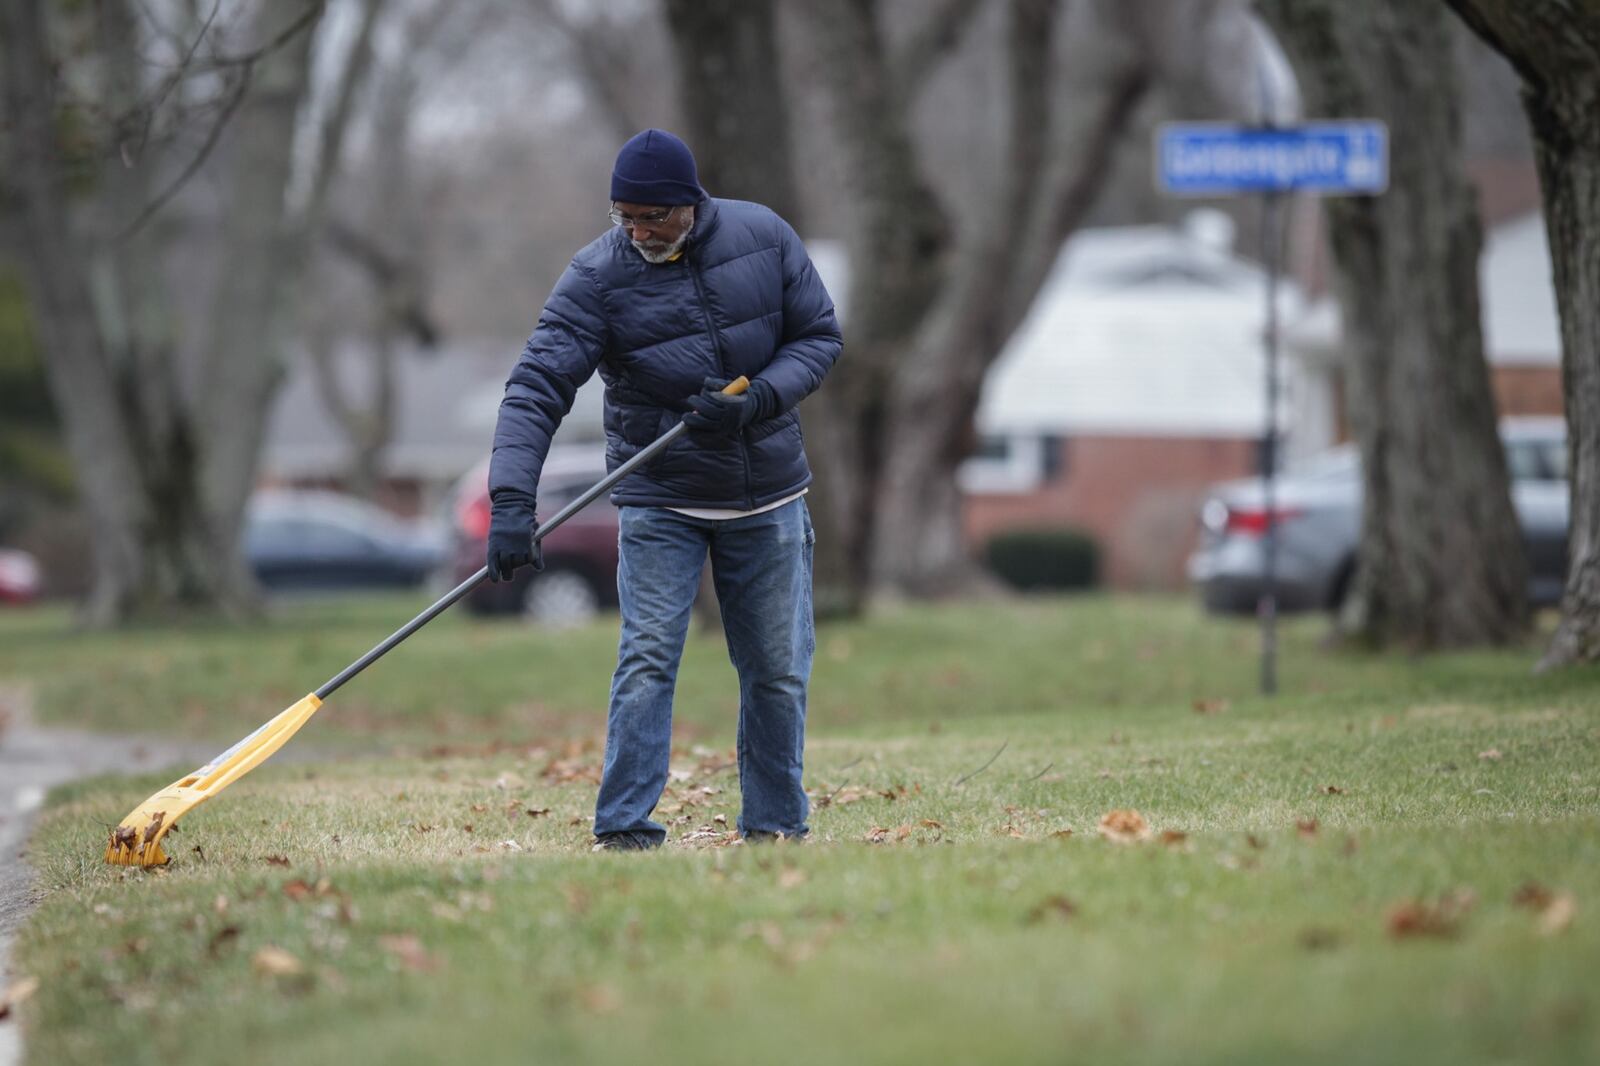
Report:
3,594,1599,1065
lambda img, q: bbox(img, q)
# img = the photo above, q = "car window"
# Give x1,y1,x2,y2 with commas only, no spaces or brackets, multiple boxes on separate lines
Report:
1542,440,1568,482
1504,441,1545,482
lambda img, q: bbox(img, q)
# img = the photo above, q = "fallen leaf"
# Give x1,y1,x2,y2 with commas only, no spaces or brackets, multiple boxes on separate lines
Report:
0,977,40,1021
1192,698,1230,715
251,946,303,976
1512,881,1555,910
1477,748,1503,761
1027,895,1077,923
1296,819,1320,839
524,808,551,818
1538,893,1577,936
1050,829,1074,840
1322,785,1345,795
778,867,807,889
578,983,620,1014
142,811,167,845
496,839,523,852
379,933,439,972
920,819,944,830
264,855,290,867
1159,830,1190,848
1246,834,1266,850
895,824,914,841
713,814,728,826
1385,891,1475,941
1097,809,1151,844
110,825,137,851
191,844,206,862
207,925,241,956
863,826,889,844
282,879,313,902
470,803,489,813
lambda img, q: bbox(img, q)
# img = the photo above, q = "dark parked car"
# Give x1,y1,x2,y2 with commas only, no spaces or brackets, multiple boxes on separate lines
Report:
1189,417,1568,614
245,490,447,592
449,445,620,625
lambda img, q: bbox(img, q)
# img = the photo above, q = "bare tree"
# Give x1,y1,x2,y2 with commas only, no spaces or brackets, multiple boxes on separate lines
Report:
1443,1,1600,668
1258,0,1528,649
793,0,1158,605
0,1,335,623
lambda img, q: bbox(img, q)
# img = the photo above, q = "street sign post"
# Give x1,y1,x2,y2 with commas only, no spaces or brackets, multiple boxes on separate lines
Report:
1155,120,1388,696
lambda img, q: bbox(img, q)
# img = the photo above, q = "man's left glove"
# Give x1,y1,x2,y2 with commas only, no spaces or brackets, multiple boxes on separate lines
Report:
684,376,776,437
486,490,544,582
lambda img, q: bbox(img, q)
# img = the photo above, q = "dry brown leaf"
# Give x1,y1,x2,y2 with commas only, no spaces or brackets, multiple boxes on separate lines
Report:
1159,830,1189,848
1192,698,1230,715
1097,809,1151,844
1477,748,1503,761
1385,891,1475,941
1296,819,1320,839
1322,785,1345,795
1538,893,1577,936
1050,829,1074,840
264,855,290,867
525,808,551,818
282,879,313,902
251,946,303,976
1512,881,1555,910
207,925,241,956
110,825,137,851
378,933,439,972
920,819,944,830
470,803,489,813
895,824,914,841
863,826,890,844
1027,895,1077,923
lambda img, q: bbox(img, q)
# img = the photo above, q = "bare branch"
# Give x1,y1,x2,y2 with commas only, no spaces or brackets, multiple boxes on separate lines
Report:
302,0,386,233
112,2,327,243
131,0,223,162
525,0,644,143
891,0,985,104
113,69,251,243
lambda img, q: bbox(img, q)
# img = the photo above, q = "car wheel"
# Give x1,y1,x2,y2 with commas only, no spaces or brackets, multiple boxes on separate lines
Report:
522,567,602,627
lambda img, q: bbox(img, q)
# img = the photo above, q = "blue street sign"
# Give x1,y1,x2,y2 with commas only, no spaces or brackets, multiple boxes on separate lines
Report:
1156,121,1389,196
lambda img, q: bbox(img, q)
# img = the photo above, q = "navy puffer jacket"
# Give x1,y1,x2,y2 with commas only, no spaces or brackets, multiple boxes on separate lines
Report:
489,198,842,511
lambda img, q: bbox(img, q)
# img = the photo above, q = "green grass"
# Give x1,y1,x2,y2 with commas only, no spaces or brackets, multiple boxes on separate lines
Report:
4,595,1600,1065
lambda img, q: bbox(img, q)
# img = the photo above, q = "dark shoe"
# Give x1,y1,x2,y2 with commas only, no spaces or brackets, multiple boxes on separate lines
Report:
590,831,662,852
741,830,807,845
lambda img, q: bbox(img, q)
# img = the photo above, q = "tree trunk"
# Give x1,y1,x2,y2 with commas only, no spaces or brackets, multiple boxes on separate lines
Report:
1444,1,1600,668
1259,0,1529,649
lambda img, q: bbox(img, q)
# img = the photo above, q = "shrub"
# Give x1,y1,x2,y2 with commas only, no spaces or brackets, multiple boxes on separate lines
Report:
984,528,1100,591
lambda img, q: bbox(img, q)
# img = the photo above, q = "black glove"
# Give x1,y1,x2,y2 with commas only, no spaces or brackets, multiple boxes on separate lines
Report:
683,377,776,437
486,490,544,582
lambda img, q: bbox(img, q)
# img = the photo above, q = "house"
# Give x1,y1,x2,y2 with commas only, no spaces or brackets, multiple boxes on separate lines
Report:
961,211,1304,589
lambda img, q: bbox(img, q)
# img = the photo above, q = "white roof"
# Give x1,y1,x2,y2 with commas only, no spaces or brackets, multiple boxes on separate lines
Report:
976,220,1299,437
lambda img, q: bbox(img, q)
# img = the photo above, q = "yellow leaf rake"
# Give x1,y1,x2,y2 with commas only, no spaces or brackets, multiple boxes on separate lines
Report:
106,377,749,865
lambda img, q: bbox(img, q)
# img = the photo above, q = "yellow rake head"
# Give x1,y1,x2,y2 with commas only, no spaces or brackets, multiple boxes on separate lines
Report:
105,694,323,867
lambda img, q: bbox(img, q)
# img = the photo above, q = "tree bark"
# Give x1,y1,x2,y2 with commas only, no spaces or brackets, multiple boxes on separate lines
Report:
1260,0,1529,648
1444,0,1600,668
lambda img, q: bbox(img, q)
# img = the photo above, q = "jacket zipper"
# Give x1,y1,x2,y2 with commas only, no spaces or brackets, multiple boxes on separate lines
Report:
687,255,755,509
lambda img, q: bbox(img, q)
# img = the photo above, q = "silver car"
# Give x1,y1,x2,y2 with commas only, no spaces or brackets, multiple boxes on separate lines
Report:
1188,417,1569,614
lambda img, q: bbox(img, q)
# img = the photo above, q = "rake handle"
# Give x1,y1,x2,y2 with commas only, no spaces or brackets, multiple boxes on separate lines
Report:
313,376,750,700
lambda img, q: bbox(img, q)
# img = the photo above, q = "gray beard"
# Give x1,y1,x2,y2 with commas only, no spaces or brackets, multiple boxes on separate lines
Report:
631,208,694,264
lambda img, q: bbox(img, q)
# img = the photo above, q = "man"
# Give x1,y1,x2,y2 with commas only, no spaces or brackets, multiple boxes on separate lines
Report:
486,129,842,851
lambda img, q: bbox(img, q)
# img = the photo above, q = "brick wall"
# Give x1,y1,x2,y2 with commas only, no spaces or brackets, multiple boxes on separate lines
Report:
964,435,1258,590
1492,365,1563,417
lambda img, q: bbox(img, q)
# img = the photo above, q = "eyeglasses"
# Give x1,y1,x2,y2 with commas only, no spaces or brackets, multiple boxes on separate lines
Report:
608,205,679,229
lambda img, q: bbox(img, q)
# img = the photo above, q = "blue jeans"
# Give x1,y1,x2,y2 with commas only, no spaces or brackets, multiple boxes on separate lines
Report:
594,498,815,843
